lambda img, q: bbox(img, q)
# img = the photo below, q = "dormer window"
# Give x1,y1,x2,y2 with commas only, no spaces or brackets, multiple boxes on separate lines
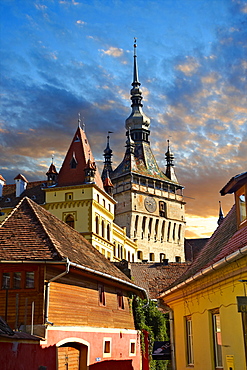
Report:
5,198,11,203
70,153,77,169
239,193,246,223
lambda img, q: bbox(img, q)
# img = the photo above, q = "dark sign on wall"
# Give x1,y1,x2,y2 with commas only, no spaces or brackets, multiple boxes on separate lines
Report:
237,296,247,313
152,341,171,360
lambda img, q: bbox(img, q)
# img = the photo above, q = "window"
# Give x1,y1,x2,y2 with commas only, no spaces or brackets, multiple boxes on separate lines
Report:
239,192,246,223
159,201,167,217
173,223,176,240
212,311,223,368
113,242,116,257
161,220,165,242
26,271,35,288
65,192,73,201
167,222,171,242
149,253,154,261
154,219,159,241
13,272,21,289
97,194,100,203
148,218,153,241
98,284,106,306
103,199,105,208
65,214,75,228
137,250,143,260
178,224,182,240
128,251,130,262
175,256,181,263
107,224,110,241
185,316,194,365
117,291,124,309
129,340,136,356
103,338,112,357
2,273,10,289
142,216,147,239
134,215,139,239
101,220,105,238
95,216,99,234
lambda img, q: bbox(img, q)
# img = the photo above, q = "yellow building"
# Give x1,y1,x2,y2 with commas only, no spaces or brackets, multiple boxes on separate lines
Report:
159,171,247,370
0,123,137,262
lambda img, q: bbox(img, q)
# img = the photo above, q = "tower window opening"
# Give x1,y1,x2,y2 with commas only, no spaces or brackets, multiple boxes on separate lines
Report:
137,251,143,260
159,201,167,217
161,220,165,242
167,222,171,242
101,220,105,238
149,253,154,261
107,223,110,241
142,216,147,239
95,216,99,234
173,223,176,241
154,219,159,241
65,214,75,228
178,224,182,240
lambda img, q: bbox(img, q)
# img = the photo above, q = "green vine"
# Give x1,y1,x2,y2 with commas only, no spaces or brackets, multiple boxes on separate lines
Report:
132,297,169,370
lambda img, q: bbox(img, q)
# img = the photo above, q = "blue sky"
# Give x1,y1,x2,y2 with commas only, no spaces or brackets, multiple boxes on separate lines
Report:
1,0,247,237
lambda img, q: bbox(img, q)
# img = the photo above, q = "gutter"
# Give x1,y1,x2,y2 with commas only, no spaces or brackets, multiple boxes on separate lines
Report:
159,244,247,298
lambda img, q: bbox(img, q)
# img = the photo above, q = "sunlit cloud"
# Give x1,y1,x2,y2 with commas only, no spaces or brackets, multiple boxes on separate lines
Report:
175,57,200,76
100,47,124,57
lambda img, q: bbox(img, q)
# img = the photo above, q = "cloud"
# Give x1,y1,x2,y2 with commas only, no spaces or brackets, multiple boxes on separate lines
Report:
100,47,124,57
76,20,86,26
175,57,200,76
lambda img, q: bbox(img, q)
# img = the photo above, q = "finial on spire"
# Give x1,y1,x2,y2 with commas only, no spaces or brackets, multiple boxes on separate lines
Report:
134,37,137,56
217,201,224,225
51,154,54,164
78,112,81,128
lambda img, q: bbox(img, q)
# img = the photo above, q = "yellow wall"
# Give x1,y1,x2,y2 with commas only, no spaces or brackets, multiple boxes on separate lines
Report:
44,184,137,262
161,255,247,370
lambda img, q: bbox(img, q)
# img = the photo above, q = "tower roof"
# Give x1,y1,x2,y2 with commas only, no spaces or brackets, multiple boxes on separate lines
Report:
125,39,150,133
58,126,104,189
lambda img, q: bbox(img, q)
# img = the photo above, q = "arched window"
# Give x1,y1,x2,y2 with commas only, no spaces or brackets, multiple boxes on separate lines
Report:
95,216,99,234
178,224,182,240
161,220,165,242
154,219,159,241
113,242,116,257
173,223,176,241
65,214,75,228
107,224,110,241
167,222,171,242
142,216,147,239
101,220,105,238
159,201,167,217
128,251,130,262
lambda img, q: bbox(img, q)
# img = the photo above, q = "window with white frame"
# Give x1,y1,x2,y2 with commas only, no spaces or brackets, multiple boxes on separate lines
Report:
212,310,223,368
185,316,194,365
129,339,136,356
103,338,112,357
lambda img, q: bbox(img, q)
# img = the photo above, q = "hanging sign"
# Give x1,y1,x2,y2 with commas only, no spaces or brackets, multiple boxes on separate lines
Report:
236,296,247,312
152,341,171,360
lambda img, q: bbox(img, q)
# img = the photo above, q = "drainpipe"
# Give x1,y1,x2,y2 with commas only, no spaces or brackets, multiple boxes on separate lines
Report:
158,301,176,370
45,258,70,325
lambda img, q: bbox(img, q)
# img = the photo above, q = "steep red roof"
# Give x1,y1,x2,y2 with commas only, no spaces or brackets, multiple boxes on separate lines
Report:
58,126,104,189
0,174,6,183
164,205,247,290
0,197,137,287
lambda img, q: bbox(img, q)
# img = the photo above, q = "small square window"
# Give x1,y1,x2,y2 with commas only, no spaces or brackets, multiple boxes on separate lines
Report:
26,271,35,288
13,272,21,289
2,273,10,289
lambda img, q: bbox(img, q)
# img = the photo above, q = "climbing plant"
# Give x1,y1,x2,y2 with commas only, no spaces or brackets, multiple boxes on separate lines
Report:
132,297,169,370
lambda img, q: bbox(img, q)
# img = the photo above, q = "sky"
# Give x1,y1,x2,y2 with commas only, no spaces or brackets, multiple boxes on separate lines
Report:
0,0,246,238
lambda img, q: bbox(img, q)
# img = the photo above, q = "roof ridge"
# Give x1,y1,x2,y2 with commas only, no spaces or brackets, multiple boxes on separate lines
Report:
25,197,64,260
0,197,27,228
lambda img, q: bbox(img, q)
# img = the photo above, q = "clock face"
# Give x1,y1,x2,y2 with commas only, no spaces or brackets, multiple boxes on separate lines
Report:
144,196,157,213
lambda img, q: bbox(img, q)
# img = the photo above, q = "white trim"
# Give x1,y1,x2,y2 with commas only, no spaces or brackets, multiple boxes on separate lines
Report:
129,339,137,356
47,326,138,334
103,337,112,358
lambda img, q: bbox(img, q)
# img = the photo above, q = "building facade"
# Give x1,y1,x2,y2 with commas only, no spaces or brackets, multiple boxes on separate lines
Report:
159,171,247,370
0,197,146,370
108,42,186,263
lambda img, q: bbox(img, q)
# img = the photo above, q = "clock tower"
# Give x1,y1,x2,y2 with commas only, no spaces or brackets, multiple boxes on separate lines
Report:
110,41,186,263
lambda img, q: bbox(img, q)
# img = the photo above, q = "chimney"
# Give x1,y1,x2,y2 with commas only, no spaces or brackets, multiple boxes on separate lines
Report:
0,175,6,197
14,174,28,197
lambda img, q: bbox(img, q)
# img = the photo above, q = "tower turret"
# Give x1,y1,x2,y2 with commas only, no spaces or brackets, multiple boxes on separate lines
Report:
165,140,178,183
125,39,150,143
46,156,58,186
101,132,113,182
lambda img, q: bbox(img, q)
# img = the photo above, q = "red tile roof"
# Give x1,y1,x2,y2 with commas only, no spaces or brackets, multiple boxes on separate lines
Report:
164,205,247,290
14,173,28,182
58,126,104,189
0,197,139,288
129,262,191,299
